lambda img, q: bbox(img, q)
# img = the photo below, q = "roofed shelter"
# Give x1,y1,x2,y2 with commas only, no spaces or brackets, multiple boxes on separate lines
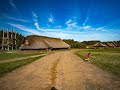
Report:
104,42,116,48
19,35,70,50
93,42,108,49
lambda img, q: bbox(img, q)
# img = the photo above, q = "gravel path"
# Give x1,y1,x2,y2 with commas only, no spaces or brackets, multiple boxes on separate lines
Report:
0,50,120,90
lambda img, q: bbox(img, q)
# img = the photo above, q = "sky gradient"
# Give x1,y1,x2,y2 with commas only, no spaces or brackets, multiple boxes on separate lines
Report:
0,0,120,41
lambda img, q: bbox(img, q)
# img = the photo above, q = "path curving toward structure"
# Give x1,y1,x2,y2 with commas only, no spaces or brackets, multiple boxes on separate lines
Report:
0,50,120,90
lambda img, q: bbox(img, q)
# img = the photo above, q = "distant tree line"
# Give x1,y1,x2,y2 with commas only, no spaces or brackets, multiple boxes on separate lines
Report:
63,39,87,48
113,41,120,43
63,39,120,48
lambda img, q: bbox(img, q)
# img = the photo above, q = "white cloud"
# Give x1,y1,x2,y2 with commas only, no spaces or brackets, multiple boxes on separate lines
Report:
32,12,37,19
8,23,119,41
55,25,62,28
48,18,53,23
48,14,54,23
34,22,41,30
8,23,41,35
7,17,29,22
65,19,72,24
83,16,89,26
8,0,22,17
82,26,91,30
95,27,109,32
65,19,79,30
65,19,109,32
68,22,77,27
96,27,103,30
9,0,17,9
32,12,41,30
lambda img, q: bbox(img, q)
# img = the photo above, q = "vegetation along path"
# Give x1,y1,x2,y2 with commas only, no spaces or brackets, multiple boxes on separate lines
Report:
0,50,120,90
0,54,46,64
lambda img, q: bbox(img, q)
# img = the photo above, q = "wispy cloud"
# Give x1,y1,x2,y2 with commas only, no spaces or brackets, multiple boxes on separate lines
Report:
8,23,69,39
32,12,41,30
8,0,22,16
7,17,29,22
82,25,92,30
82,8,91,26
34,22,41,30
9,0,17,9
48,14,54,23
65,19,72,24
8,23,41,35
55,25,62,28
65,19,79,30
8,23,119,41
83,16,89,26
65,18,109,32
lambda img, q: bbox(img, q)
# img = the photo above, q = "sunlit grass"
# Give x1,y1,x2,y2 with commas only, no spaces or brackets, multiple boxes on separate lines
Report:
0,56,43,77
76,48,120,76
0,51,45,60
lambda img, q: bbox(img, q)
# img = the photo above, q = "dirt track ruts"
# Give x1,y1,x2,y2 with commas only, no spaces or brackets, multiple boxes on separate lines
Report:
0,50,120,90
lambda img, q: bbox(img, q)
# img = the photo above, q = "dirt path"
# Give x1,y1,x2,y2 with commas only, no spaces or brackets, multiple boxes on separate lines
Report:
0,50,120,90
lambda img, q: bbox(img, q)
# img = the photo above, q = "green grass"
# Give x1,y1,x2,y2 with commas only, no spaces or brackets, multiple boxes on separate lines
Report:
0,51,45,61
76,48,120,76
0,56,43,77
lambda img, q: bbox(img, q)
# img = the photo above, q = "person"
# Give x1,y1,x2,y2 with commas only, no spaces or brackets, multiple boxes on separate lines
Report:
85,53,91,62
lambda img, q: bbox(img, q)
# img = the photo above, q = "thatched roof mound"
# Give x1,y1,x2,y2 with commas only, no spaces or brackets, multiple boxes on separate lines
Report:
104,42,115,47
93,42,107,47
19,35,70,50
109,42,117,47
115,42,120,47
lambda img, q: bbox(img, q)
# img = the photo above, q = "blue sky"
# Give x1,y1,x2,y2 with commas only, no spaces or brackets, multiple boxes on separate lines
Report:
0,0,120,41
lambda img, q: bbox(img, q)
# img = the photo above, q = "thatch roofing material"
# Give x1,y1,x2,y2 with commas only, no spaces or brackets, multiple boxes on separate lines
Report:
109,42,116,47
104,42,114,47
19,35,70,50
115,42,120,47
93,42,120,48
93,42,107,47
112,42,117,47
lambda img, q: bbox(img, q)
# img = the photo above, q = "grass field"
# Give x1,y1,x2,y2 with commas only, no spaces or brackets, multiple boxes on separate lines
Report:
0,56,43,77
0,51,45,60
76,48,120,77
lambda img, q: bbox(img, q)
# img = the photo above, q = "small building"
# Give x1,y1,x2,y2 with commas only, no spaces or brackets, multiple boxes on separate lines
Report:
93,42,108,49
109,42,117,48
19,35,70,50
93,42,120,49
104,42,115,48
115,42,120,47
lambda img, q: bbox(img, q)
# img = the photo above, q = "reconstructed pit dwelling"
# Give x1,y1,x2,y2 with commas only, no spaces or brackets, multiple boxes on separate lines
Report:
19,35,70,50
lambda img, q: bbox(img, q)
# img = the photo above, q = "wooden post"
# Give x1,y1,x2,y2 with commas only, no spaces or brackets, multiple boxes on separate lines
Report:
7,29,10,51
11,30,13,50
1,30,4,50
14,30,17,50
